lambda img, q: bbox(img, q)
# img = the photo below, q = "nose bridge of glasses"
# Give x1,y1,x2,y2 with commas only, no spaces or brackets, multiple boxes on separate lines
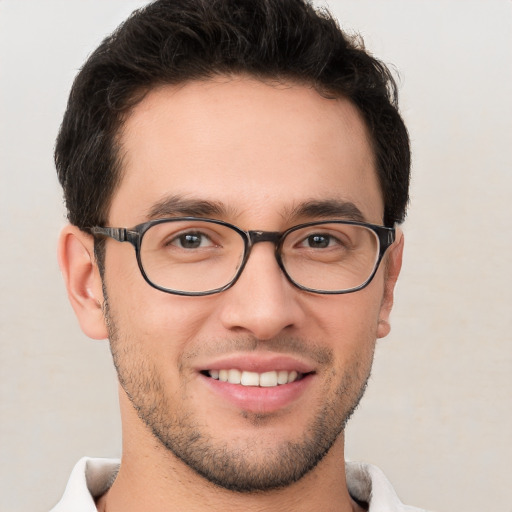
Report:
238,230,287,287
247,230,282,247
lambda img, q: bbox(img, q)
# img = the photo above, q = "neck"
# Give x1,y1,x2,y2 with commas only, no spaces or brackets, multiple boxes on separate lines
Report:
97,447,362,512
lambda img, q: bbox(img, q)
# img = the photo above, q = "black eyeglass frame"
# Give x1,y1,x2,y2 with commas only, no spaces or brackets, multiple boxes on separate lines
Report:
90,217,395,296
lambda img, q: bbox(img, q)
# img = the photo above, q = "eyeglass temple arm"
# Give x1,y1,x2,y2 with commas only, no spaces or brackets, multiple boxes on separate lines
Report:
90,227,140,245
377,227,395,256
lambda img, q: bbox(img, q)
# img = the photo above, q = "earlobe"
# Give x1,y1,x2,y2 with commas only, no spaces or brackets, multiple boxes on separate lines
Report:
58,225,108,340
377,229,404,339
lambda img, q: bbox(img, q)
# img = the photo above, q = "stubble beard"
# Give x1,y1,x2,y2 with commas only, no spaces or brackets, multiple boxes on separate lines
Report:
103,293,373,493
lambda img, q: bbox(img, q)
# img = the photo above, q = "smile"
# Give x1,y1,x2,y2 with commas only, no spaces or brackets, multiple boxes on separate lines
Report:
206,369,303,387
199,362,315,413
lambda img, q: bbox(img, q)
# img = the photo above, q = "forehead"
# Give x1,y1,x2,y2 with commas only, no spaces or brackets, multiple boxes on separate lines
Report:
110,77,383,227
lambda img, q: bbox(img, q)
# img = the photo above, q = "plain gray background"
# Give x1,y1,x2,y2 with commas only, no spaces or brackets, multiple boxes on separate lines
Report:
1,1,511,511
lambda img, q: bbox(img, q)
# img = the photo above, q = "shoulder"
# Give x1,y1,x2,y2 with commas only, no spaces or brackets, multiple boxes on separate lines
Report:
346,461,434,512
50,457,120,512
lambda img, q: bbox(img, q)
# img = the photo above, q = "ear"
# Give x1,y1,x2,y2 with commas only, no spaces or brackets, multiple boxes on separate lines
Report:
377,228,404,339
58,225,108,340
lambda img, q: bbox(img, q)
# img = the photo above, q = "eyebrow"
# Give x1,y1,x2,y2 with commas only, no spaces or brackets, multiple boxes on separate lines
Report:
286,199,367,223
146,195,231,219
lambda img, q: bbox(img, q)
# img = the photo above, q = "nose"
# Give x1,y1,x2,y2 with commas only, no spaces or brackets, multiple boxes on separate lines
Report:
218,242,306,340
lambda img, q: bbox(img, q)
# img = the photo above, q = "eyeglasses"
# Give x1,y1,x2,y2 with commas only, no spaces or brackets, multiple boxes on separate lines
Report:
90,217,395,296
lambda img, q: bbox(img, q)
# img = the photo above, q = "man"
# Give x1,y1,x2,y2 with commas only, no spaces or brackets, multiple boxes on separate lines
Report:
52,0,424,510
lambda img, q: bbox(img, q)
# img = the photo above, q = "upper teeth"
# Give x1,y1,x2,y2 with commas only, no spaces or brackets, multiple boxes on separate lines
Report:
208,369,300,387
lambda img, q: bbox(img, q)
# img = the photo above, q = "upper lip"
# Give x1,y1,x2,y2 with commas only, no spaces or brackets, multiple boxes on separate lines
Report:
196,353,316,374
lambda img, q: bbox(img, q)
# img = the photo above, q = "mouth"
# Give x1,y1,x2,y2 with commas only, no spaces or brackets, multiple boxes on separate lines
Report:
202,369,305,387
200,368,314,414
197,355,317,413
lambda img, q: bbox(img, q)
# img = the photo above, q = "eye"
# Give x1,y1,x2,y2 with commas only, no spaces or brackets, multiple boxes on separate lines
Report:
170,231,214,249
300,233,340,249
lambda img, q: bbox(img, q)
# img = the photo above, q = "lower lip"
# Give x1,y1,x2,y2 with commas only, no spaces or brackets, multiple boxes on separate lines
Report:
200,373,314,414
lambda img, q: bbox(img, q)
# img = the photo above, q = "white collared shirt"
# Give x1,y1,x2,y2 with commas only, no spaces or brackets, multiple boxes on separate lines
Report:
50,457,430,511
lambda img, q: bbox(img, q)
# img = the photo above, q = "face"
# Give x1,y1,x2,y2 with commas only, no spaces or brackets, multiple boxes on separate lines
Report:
98,77,400,491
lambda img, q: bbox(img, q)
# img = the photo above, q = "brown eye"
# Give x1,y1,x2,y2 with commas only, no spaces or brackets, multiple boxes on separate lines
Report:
305,234,331,248
168,231,214,249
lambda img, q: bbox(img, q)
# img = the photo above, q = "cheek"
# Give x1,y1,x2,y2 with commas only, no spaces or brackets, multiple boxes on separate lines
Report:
311,282,384,337
308,281,385,366
104,243,214,338
105,279,220,370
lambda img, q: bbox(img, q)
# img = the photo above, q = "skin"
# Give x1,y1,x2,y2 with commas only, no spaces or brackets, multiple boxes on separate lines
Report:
59,76,403,512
